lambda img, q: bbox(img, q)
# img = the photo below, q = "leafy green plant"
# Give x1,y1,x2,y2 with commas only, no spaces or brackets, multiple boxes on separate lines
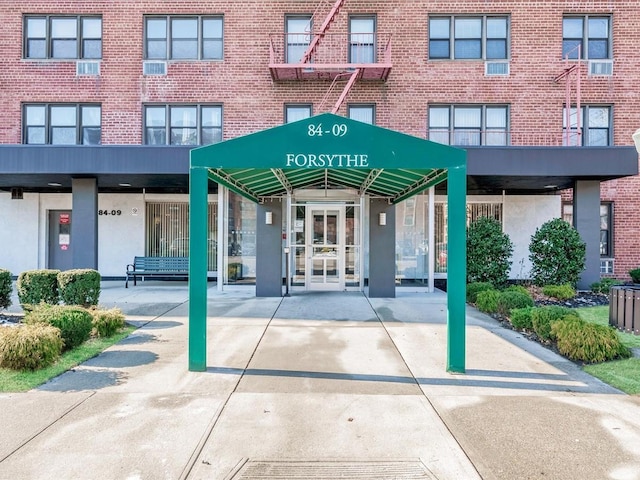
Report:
0,324,63,370
529,218,586,287
552,316,631,363
629,268,640,284
90,307,125,337
17,269,60,310
531,305,575,341
542,284,576,300
25,304,93,351
475,289,501,314
496,291,534,316
466,281,494,303
509,306,535,330
58,269,101,307
466,216,513,287
0,269,12,310
590,278,622,294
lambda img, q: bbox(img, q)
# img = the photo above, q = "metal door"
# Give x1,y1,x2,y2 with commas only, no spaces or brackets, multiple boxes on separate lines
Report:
48,210,73,271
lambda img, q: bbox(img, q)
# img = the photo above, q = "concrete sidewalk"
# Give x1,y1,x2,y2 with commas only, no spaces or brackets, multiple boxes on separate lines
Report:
1,282,640,479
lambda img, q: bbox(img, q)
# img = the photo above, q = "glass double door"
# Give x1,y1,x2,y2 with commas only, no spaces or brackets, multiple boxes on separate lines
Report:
308,206,342,290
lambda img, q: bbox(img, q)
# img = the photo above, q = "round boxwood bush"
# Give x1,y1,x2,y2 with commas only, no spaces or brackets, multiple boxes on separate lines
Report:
0,324,63,370
531,305,575,341
552,316,631,363
497,291,534,316
25,304,93,350
529,218,585,287
509,307,535,330
0,269,12,310
467,217,513,287
475,289,501,314
467,281,494,303
17,269,60,310
90,307,125,337
58,269,101,307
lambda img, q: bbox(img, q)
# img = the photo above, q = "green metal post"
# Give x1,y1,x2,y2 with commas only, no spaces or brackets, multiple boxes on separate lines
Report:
188,165,209,371
446,162,467,373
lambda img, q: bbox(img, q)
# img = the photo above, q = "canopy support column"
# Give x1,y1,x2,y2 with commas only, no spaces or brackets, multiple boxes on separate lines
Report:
447,164,466,373
189,166,209,372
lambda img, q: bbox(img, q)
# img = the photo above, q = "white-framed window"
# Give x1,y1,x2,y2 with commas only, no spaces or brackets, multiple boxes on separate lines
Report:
562,16,611,59
428,105,509,146
348,104,375,125
562,105,611,146
429,16,508,60
144,105,222,145
349,16,376,63
144,15,223,60
285,104,312,123
23,104,101,144
286,16,312,63
24,15,102,59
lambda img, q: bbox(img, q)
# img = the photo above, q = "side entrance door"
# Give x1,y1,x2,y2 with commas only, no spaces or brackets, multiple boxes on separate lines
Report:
48,210,73,271
306,205,344,291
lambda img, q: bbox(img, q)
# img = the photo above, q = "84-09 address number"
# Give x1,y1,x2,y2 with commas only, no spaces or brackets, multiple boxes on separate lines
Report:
98,209,122,216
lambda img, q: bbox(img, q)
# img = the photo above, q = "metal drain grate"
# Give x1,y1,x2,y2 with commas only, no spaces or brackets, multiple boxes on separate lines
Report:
227,459,436,479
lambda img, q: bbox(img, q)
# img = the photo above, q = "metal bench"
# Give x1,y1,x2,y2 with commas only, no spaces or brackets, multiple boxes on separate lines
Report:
125,256,189,288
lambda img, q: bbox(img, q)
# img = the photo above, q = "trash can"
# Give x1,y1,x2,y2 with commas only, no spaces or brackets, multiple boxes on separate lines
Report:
609,285,640,335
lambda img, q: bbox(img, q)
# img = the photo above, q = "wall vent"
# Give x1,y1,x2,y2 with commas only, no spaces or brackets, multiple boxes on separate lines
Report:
143,61,167,76
485,61,509,76
76,60,100,76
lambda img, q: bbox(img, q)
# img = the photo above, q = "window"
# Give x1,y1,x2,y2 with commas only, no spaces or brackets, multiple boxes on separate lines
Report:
285,104,312,123
286,16,311,63
562,16,610,59
563,106,611,146
348,104,375,124
349,16,376,63
144,105,222,145
23,104,100,144
429,16,508,60
563,202,613,258
428,105,508,146
144,16,223,60
24,15,102,59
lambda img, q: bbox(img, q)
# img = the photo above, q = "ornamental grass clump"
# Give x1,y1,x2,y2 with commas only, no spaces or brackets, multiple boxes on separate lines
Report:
25,304,93,351
552,315,631,363
0,324,63,370
542,284,576,301
530,305,575,341
90,307,125,337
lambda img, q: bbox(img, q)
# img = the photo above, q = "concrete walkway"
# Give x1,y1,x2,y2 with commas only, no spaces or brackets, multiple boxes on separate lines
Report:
1,281,639,479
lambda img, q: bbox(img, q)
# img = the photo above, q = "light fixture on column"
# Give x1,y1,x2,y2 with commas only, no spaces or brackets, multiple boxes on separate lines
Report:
378,212,386,226
633,128,640,153
265,211,273,225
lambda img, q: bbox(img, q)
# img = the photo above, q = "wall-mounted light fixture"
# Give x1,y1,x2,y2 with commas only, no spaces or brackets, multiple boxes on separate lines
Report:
378,212,386,226
265,211,273,225
633,128,640,153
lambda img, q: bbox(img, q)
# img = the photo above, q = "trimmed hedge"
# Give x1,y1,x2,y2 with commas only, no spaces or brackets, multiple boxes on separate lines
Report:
552,316,631,363
25,304,93,351
17,269,60,310
0,269,12,310
467,282,495,303
496,291,534,316
58,269,101,307
509,306,535,330
0,324,63,370
476,289,501,314
90,307,125,337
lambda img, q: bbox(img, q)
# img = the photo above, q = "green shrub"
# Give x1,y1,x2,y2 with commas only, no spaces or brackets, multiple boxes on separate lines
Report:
509,306,535,330
503,284,532,298
629,268,640,284
542,284,576,300
90,307,125,337
552,316,631,363
590,278,622,294
497,291,534,316
25,304,93,351
466,281,494,303
0,324,63,370
58,269,101,307
531,305,575,341
529,218,586,287
17,269,60,310
0,269,12,310
466,216,513,287
475,289,501,314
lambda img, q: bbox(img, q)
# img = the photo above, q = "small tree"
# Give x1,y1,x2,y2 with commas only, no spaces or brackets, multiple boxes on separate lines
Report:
466,216,513,287
529,218,585,287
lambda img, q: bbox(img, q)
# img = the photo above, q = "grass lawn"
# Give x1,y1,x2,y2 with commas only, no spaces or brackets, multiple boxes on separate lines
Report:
0,324,136,392
577,306,640,394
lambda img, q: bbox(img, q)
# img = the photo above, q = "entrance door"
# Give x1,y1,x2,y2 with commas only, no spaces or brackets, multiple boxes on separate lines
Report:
48,210,73,271
307,206,343,290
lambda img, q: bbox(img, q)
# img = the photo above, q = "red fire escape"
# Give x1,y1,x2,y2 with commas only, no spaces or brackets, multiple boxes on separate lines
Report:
554,45,582,146
268,0,392,114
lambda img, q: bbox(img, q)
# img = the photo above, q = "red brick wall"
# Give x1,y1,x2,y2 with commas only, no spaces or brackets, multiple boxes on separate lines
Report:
1,0,640,277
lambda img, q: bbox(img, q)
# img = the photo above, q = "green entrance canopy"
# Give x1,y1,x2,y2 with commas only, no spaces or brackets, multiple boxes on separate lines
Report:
188,113,468,373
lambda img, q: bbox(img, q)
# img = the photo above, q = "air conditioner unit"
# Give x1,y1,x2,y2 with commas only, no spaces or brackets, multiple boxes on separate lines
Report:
76,60,100,76
485,61,509,76
588,60,613,76
143,61,167,76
